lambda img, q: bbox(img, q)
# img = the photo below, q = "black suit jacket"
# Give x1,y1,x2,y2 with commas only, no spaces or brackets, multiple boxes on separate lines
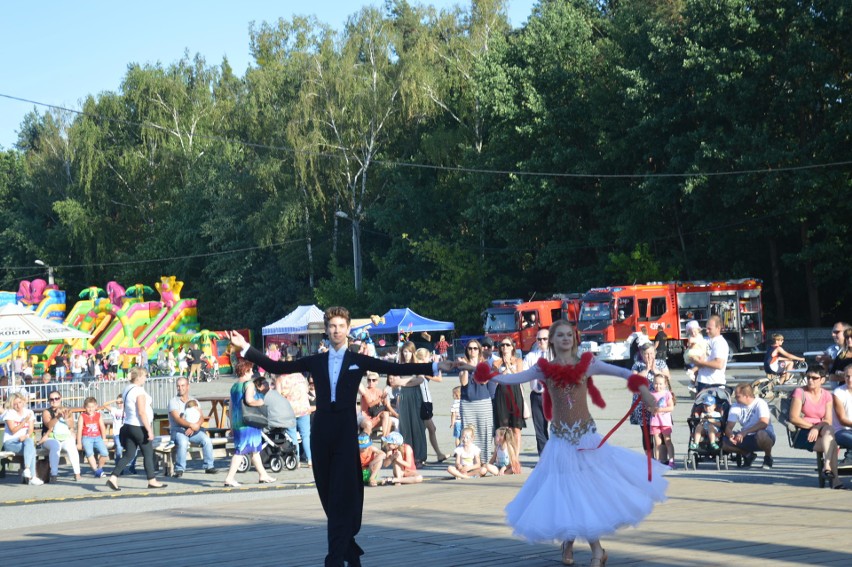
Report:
243,346,433,412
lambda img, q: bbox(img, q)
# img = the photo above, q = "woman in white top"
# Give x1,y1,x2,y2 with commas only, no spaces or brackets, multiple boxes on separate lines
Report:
833,365,852,468
2,392,43,485
106,367,167,490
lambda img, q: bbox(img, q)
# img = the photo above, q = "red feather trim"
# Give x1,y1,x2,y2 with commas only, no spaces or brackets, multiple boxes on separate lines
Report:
542,383,553,421
537,352,605,408
627,373,650,393
586,377,605,409
473,362,498,384
536,352,594,386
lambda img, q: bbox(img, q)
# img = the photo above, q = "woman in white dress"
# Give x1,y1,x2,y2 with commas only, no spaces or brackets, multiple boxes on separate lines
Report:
462,319,668,566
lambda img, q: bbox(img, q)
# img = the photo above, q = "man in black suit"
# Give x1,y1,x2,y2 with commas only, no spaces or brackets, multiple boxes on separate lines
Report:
228,306,455,567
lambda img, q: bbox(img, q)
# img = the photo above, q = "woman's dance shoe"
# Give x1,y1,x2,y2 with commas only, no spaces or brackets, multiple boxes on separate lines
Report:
223,480,241,487
589,550,607,567
561,541,574,565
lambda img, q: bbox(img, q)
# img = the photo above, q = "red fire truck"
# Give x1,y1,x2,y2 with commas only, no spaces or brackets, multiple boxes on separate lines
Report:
578,279,764,362
483,295,581,353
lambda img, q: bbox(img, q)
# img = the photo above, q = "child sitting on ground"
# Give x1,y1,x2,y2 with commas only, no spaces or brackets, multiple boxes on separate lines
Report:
380,431,422,484
447,426,484,479
358,433,385,487
450,386,462,447
483,426,521,476
690,395,722,451
76,396,109,478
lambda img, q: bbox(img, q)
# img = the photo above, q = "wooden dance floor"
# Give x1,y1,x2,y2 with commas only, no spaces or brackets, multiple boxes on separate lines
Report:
3,471,849,566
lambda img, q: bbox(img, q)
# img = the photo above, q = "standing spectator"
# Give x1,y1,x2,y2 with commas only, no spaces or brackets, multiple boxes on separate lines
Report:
390,342,428,466
138,348,148,373
480,336,497,363
187,344,204,383
654,326,668,362
649,375,676,468
449,386,462,447
279,372,314,468
523,330,551,455
724,383,776,469
54,350,68,381
39,390,82,482
630,343,671,451
414,348,452,464
2,392,43,485
788,369,843,489
70,352,86,380
458,339,496,462
223,361,276,487
817,321,849,373
693,315,728,392
103,397,137,474
167,377,218,477
107,346,120,379
493,337,526,454
832,365,852,467
76,396,109,478
177,346,188,377
105,367,167,490
434,335,450,360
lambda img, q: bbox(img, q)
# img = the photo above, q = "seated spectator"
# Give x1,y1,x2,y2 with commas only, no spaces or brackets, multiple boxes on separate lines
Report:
762,333,805,383
39,390,82,481
76,396,110,478
817,322,849,373
447,426,484,480
167,377,217,477
1,392,43,485
829,328,852,379
724,383,776,469
832,366,852,468
690,395,722,451
383,377,400,432
360,371,391,436
482,426,521,477
789,369,844,489
380,431,422,485
264,375,298,466
358,433,385,487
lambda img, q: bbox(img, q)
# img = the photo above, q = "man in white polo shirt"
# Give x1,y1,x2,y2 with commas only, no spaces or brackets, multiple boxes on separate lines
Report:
693,315,728,393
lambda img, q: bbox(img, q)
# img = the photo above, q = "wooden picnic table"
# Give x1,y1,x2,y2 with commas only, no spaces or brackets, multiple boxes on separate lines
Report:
196,395,230,429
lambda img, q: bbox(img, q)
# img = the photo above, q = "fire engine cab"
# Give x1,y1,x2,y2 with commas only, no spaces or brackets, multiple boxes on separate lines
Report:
578,279,764,363
484,295,581,353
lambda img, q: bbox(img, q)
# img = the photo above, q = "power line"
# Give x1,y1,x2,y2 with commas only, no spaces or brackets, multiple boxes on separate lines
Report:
1,237,309,271
3,92,851,180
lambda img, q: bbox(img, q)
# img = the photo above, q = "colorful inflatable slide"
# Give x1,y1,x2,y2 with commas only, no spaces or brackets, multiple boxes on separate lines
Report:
0,276,202,367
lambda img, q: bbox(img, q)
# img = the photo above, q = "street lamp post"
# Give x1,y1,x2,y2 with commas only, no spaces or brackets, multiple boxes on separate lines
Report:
34,259,54,285
335,211,362,293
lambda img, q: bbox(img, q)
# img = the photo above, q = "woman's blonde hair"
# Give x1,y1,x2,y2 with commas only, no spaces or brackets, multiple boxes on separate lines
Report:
414,348,431,363
128,366,148,384
548,319,579,358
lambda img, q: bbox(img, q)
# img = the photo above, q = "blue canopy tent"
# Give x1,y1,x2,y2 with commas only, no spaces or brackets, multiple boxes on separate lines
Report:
351,308,454,338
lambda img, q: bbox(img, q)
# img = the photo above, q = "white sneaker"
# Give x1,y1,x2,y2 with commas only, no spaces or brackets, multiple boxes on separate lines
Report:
22,468,32,479
29,477,44,486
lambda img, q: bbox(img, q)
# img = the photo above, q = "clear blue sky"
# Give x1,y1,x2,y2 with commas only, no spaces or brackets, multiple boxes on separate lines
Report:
0,0,536,150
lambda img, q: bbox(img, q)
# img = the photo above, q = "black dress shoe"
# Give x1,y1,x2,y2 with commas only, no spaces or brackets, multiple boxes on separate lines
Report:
172,470,183,478
205,467,219,474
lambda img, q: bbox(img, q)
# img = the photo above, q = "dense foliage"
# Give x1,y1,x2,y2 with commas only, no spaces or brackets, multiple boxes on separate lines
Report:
1,0,849,333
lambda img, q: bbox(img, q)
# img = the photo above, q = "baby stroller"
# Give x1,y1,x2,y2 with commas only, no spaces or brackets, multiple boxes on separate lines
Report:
683,386,733,471
235,427,298,473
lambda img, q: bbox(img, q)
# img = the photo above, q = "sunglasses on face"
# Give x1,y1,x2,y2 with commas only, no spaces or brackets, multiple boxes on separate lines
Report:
467,346,480,350
536,337,548,341
49,397,61,401
367,378,378,382
501,344,513,348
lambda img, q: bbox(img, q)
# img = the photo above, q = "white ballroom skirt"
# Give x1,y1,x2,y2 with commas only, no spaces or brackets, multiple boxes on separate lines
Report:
505,430,668,543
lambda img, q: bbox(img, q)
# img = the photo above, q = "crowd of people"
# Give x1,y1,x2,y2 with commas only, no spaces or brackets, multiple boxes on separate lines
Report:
3,312,851,566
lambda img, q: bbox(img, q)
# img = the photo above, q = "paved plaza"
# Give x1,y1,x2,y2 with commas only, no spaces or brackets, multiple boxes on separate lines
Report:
2,370,849,565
